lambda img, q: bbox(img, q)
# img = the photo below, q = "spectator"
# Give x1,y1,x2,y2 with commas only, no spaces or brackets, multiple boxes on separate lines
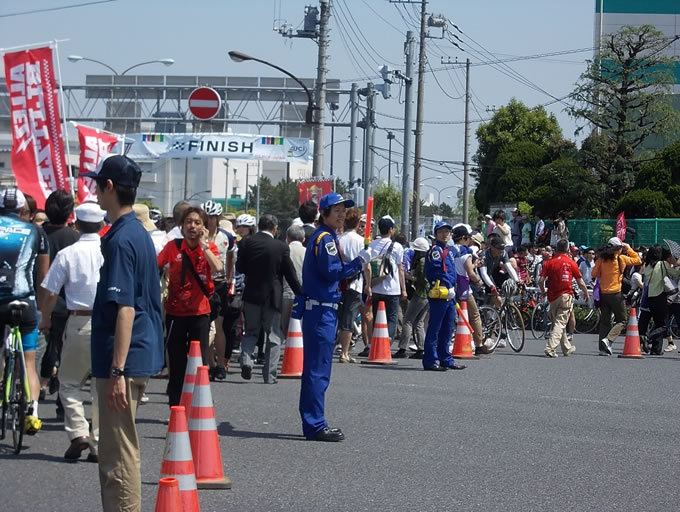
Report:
282,224,305,337
299,200,318,244
40,202,106,462
337,208,369,363
534,213,547,245
19,193,38,222
510,208,525,252
368,215,406,342
157,207,222,402
485,213,495,240
396,237,430,359
236,214,302,383
550,211,569,247
84,155,164,512
32,210,47,227
165,200,190,242
492,210,512,255
133,203,166,255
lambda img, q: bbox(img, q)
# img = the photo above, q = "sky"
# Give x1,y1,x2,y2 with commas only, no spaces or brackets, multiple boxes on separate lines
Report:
1,0,597,204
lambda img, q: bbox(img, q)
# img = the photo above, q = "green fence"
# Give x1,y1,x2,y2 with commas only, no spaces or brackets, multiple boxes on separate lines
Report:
568,219,680,248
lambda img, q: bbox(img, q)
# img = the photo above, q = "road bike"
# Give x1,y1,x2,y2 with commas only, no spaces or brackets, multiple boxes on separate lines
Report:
481,281,525,352
1,301,31,454
530,299,551,340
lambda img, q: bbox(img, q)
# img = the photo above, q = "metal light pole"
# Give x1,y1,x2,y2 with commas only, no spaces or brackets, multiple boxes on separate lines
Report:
387,131,395,186
67,55,175,75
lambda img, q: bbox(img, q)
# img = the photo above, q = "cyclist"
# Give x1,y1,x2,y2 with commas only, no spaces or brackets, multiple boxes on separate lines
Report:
0,188,49,434
200,200,235,380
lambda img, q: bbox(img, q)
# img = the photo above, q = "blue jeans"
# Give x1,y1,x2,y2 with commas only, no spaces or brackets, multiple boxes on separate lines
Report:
423,299,456,369
371,293,400,340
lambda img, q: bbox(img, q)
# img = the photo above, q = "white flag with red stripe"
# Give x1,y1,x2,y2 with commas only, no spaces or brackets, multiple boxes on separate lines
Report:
76,124,120,203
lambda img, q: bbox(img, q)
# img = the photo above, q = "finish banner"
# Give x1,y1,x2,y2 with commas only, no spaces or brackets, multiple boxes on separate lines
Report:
76,124,120,204
298,178,333,206
126,133,311,163
3,46,70,208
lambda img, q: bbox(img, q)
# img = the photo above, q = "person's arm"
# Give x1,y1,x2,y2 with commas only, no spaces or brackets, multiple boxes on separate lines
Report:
235,239,247,274
619,245,641,267
225,251,235,284
464,257,483,287
576,277,589,302
202,241,223,273
496,223,510,236
592,259,601,280
39,251,67,329
108,304,135,412
363,262,372,297
314,234,363,281
38,292,57,332
35,253,49,309
398,263,407,299
538,275,548,296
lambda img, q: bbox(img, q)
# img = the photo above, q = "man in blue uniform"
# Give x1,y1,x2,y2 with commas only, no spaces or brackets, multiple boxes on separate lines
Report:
423,221,466,371
298,192,372,442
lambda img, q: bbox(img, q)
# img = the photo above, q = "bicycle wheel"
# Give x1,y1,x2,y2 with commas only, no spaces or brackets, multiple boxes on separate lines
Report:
504,303,525,352
479,306,502,350
10,355,25,454
531,303,549,340
574,303,600,334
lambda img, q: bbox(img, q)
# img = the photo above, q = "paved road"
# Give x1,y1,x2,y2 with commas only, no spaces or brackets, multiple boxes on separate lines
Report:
2,334,678,512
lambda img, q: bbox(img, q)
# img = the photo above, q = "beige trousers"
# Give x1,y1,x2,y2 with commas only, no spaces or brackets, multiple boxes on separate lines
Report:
59,315,98,448
546,294,574,355
467,294,484,346
97,376,148,512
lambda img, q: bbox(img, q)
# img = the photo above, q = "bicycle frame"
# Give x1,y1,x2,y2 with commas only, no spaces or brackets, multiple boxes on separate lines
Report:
3,326,30,405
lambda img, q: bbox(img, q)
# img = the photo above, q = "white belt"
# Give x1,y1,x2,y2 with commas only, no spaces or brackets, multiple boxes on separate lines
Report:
306,299,339,311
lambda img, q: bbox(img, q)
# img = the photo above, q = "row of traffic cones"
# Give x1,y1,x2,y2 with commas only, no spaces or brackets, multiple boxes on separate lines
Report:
155,342,231,511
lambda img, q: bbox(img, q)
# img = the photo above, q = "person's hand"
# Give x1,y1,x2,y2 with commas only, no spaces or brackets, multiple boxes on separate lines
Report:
107,376,128,412
447,287,456,300
401,289,408,299
582,292,589,303
200,227,209,242
493,294,503,308
364,284,372,298
38,315,51,334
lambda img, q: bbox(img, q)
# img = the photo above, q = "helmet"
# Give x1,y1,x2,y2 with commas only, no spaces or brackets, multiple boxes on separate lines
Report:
0,187,26,210
501,279,518,298
201,200,223,217
148,208,162,222
452,223,472,239
235,214,256,227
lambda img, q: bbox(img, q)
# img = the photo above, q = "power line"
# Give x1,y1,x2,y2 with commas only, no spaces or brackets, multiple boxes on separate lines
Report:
0,0,115,17
332,5,377,79
360,0,403,34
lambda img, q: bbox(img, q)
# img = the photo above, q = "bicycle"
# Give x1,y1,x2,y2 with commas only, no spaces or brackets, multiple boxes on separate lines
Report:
481,280,525,352
531,299,551,340
1,300,31,454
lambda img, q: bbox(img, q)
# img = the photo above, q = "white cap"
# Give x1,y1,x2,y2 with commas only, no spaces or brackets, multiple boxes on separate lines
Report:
291,217,304,227
411,237,429,252
607,236,622,247
0,188,26,210
75,202,106,223
380,215,395,223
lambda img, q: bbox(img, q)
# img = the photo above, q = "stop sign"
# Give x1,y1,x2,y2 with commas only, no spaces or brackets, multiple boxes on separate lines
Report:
188,87,222,120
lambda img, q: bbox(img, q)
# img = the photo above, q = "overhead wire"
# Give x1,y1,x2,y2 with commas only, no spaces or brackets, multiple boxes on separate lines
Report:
0,0,115,17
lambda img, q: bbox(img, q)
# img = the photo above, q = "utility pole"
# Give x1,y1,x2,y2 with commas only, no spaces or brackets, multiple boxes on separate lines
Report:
411,0,427,239
387,131,395,186
312,0,330,177
365,82,376,199
349,82,358,187
400,30,415,236
463,57,471,224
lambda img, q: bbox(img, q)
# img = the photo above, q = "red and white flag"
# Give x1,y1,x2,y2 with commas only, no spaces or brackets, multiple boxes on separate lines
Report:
3,47,69,208
616,211,627,241
75,124,119,204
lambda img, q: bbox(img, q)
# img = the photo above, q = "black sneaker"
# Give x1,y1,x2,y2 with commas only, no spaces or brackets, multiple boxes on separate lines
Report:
392,349,407,358
241,365,252,381
409,350,424,359
357,347,371,357
213,365,227,381
48,375,59,395
256,354,265,365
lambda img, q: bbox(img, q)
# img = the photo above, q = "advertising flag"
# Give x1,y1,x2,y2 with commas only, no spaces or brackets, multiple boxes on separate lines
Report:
76,124,119,203
616,211,627,241
3,47,69,208
298,179,333,206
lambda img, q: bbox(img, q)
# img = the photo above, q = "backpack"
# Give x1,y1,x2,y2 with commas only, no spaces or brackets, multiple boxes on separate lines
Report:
370,240,395,287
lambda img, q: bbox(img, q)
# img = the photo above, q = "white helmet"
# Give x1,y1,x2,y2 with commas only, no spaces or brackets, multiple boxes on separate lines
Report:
201,200,223,217
235,214,256,227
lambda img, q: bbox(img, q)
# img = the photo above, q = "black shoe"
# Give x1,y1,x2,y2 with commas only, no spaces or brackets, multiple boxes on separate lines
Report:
64,436,90,461
56,406,65,421
443,364,467,370
409,350,424,359
357,347,370,357
475,345,494,355
86,452,98,463
48,375,59,395
213,366,227,381
256,354,265,365
424,365,448,372
241,365,252,381
312,427,345,442
39,388,46,401
392,349,407,359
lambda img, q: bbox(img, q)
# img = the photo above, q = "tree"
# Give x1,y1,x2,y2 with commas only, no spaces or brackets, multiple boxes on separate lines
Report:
248,177,299,223
495,141,548,202
529,158,600,218
473,99,563,213
568,25,679,212
615,189,674,218
373,184,401,224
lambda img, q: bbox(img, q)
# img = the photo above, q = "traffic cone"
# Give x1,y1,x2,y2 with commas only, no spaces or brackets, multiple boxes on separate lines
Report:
188,366,232,489
159,406,201,512
180,341,202,415
361,301,397,365
452,301,478,359
154,478,183,512
618,308,644,359
280,317,303,378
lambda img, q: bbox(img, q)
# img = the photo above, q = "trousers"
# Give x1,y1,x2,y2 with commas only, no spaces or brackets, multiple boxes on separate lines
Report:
299,305,337,439
423,299,456,369
398,296,428,350
241,301,283,383
545,294,575,355
166,314,210,406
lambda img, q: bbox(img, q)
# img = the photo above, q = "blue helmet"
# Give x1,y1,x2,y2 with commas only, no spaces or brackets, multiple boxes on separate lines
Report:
433,220,453,234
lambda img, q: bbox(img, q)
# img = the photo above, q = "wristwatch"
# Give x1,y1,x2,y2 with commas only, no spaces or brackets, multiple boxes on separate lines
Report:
110,366,125,378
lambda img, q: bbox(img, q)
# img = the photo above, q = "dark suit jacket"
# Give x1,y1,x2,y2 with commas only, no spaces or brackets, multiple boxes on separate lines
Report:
236,231,303,311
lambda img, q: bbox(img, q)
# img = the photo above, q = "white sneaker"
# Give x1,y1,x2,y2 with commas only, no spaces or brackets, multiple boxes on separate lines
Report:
664,343,676,352
601,338,613,355
497,338,507,349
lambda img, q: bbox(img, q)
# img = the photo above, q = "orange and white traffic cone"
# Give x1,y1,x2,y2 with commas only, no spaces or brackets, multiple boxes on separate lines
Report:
160,406,201,512
361,301,397,365
280,317,304,378
452,301,478,359
154,478,184,512
180,341,202,415
618,308,644,359
188,366,231,489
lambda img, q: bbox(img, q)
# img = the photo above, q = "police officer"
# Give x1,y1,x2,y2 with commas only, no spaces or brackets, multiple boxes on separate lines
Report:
297,192,372,442
423,221,466,371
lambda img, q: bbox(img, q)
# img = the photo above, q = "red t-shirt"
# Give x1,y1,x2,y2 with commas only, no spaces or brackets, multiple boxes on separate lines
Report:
541,253,582,303
158,239,218,316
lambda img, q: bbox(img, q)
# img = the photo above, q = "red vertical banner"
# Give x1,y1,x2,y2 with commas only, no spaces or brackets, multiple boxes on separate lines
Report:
76,124,119,203
3,47,69,208
298,178,333,206
616,211,627,241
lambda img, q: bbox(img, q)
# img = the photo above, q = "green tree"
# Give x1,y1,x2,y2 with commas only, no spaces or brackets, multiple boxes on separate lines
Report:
568,24,679,212
615,189,674,218
248,177,299,223
373,184,401,224
529,158,600,218
495,141,548,202
473,99,563,212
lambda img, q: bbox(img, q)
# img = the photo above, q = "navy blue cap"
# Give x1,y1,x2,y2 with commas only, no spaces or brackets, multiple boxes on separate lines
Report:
82,155,142,188
433,220,453,234
319,192,355,210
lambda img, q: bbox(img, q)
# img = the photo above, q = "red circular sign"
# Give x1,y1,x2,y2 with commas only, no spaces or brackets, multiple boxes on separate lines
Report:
188,87,222,120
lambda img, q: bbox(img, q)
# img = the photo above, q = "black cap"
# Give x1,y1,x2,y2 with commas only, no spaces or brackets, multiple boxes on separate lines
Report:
82,155,141,188
490,237,505,250
378,215,395,233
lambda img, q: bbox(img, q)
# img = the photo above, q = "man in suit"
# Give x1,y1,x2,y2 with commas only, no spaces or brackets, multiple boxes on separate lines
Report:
236,214,303,383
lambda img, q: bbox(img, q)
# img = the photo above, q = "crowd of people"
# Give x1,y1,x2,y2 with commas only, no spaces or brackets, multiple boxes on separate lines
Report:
2,155,680,510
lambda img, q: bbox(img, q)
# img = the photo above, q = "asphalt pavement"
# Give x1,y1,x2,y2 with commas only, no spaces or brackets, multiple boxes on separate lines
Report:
1,334,678,512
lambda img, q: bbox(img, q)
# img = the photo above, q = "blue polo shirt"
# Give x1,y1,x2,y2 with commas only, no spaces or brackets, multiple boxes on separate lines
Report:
91,210,164,378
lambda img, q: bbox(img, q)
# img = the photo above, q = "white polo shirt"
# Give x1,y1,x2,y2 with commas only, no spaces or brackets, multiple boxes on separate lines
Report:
369,237,404,296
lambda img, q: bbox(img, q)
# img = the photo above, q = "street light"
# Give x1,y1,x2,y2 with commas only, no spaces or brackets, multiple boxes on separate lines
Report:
421,175,442,183
422,183,457,205
227,50,314,125
67,55,175,75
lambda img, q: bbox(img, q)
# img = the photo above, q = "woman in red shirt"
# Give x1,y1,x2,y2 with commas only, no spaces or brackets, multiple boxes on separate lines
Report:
157,207,223,406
